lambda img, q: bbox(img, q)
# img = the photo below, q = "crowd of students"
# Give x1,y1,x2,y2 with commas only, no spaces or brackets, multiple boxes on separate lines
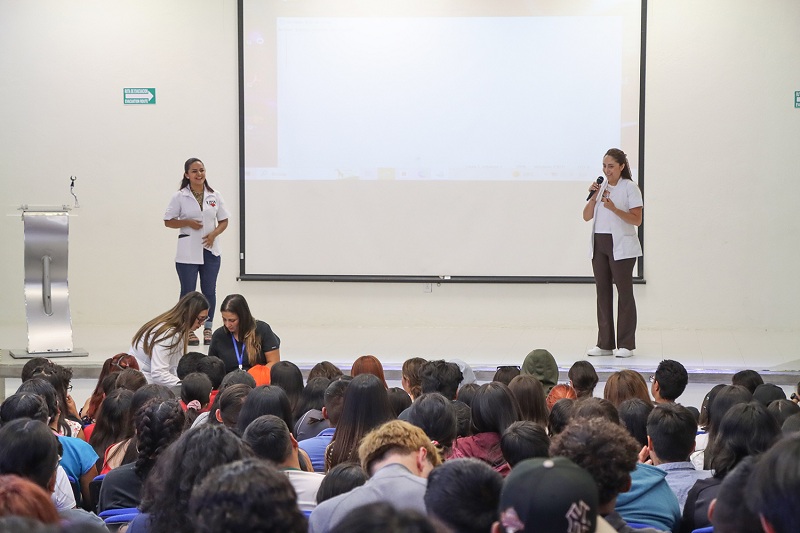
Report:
1,345,799,533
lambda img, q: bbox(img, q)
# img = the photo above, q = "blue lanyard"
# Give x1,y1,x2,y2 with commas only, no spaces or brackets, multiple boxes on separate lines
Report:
231,333,245,369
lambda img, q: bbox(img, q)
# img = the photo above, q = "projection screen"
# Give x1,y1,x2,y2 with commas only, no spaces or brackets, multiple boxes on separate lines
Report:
239,0,646,281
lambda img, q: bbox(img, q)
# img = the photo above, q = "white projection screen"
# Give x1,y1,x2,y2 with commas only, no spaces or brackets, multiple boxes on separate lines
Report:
239,0,646,281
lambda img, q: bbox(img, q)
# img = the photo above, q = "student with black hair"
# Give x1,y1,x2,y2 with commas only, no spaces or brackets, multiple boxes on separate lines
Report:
0,419,105,529
568,360,600,399
645,403,710,510
449,383,521,476
180,372,212,425
242,415,324,512
190,369,256,428
316,463,367,504
176,352,207,380
189,458,306,533
294,377,333,440
500,421,550,467
299,378,350,473
748,435,800,533
424,458,503,533
708,457,762,533
88,388,134,468
129,424,252,533
651,360,688,403
98,398,185,512
407,393,458,458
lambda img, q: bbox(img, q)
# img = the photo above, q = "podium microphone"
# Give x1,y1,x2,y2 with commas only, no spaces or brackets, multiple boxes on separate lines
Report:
586,176,604,201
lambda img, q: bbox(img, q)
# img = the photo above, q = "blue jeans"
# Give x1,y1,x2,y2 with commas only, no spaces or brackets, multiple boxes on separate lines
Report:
176,249,220,329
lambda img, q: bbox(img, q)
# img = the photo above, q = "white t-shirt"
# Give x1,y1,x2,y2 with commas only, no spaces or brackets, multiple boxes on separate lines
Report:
164,187,229,264
590,178,643,260
129,330,183,387
285,469,324,513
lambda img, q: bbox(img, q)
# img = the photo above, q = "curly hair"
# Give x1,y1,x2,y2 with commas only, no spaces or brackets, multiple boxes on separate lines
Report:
134,399,186,479
549,417,640,505
140,424,252,533
189,458,306,533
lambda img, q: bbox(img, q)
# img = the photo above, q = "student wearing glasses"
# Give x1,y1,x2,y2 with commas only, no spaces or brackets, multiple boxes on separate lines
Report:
129,292,210,387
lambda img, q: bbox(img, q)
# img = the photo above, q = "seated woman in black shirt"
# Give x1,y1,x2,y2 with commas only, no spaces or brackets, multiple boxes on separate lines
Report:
208,294,281,375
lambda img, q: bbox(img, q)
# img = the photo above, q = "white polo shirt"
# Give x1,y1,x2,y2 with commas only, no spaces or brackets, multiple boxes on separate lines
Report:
590,178,643,261
164,187,229,264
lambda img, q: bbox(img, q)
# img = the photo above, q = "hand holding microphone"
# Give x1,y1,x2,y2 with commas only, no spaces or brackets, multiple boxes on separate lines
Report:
586,176,604,201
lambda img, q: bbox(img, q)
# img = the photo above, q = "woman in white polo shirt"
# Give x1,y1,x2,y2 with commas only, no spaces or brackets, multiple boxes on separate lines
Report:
582,148,643,359
164,158,229,345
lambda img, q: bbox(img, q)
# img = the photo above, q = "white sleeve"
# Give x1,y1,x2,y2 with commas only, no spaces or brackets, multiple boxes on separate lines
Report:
148,335,182,387
164,191,184,221
627,181,643,209
214,190,230,222
52,465,77,510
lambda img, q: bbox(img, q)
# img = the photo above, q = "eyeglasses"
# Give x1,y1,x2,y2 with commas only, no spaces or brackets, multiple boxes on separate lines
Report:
195,314,209,323
496,365,521,371
648,375,655,383
67,384,73,392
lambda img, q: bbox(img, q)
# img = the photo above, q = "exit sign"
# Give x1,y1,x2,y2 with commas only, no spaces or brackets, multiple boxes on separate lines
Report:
123,88,156,105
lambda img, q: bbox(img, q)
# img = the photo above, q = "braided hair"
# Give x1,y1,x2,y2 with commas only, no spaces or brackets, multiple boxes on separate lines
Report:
134,399,185,479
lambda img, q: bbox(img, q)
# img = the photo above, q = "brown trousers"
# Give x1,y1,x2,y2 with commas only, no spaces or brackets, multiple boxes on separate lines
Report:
591,234,637,350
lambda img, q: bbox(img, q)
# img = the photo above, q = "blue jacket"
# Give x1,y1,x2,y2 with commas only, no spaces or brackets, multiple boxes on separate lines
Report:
616,463,681,533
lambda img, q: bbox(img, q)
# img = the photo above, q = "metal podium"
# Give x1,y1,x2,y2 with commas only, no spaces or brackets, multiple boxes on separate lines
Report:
9,206,87,358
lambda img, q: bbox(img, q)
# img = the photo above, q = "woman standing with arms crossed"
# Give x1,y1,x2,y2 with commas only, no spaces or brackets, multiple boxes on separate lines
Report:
208,294,281,375
583,148,643,358
164,158,229,346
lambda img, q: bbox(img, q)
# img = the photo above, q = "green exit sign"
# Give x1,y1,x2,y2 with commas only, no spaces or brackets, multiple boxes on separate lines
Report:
123,88,156,105
796,91,800,108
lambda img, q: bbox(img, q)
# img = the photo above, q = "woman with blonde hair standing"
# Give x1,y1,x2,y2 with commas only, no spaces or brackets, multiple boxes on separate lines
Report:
129,292,209,387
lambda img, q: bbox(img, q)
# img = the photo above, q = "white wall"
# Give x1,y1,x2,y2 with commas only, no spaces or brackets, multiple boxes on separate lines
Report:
1,0,799,333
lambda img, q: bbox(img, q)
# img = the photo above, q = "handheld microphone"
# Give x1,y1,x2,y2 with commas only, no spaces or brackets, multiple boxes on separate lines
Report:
586,176,604,201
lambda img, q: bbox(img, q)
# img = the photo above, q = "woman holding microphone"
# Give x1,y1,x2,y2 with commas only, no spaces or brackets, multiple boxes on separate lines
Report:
583,148,643,358
164,158,229,345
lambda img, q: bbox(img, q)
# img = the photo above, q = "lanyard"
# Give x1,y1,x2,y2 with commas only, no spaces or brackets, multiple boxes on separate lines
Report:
231,333,245,369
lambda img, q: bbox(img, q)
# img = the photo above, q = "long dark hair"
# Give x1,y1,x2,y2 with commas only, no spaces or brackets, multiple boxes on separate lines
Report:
179,157,215,192
270,361,304,415
605,148,633,180
236,385,294,436
134,399,185,479
471,382,522,435
219,294,263,365
132,292,209,356
327,374,395,470
708,402,779,478
508,375,548,427
89,388,134,459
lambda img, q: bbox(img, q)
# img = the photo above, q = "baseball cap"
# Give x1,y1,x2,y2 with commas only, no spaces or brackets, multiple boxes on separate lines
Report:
498,457,598,533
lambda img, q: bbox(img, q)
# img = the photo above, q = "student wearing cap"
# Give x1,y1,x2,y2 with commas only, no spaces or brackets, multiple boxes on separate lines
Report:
492,457,617,533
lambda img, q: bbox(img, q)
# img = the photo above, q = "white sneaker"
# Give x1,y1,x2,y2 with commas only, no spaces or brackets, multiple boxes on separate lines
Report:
587,346,614,356
614,348,634,358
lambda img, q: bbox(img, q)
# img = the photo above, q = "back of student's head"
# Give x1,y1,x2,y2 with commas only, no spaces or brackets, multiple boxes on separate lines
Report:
501,421,550,467
90,387,134,457
387,387,412,417
407,393,457,454
708,401,780,478
470,382,522,435
549,417,639,506
618,397,655,448
456,382,480,407
212,384,252,429
0,392,49,424
492,366,520,386
181,372,213,424
20,358,53,383
196,356,226,390
351,355,388,388
707,385,753,440
698,383,726,429
452,400,472,438
424,458,503,533
0,419,58,490
236,385,293,435
316,463,368,504
653,359,688,401
177,352,207,381
0,474,60,525
508,374,548,427
419,360,463,400
220,368,258,389
296,377,331,417
749,435,800,533
568,360,599,399
15,379,58,426
242,414,293,463
603,369,651,408
731,369,763,394
329,502,436,533
711,457,762,533
572,397,620,425
768,399,800,427
548,398,575,437
646,403,697,462
401,357,427,399
141,424,253,533
115,368,147,392
545,383,577,410
308,361,344,382
323,377,351,427
781,412,800,435
189,458,307,533
134,398,185,478
270,361,304,413
752,383,786,407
